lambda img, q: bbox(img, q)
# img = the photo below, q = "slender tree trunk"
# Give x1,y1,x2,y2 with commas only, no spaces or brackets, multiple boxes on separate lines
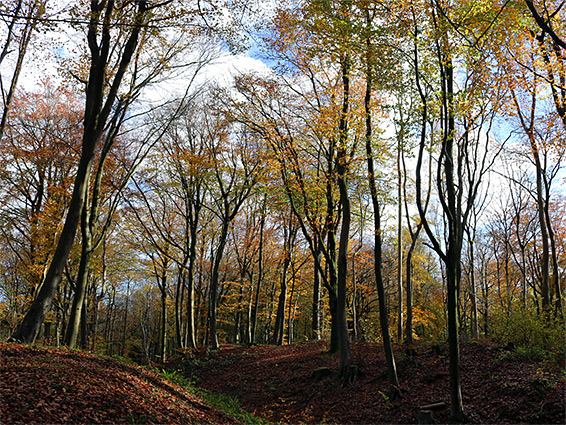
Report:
543,190,562,312
335,44,353,381
363,10,399,394
185,220,199,348
312,247,321,340
210,221,229,349
175,263,186,349
532,144,550,309
246,276,253,344
469,244,479,339
160,284,167,363
233,285,244,344
80,297,88,349
484,262,489,336
446,255,464,421
397,137,403,343
405,247,415,343
121,280,130,356
153,260,168,363
251,203,265,344
287,274,296,345
108,286,116,356
440,54,465,422
272,253,289,345
351,253,358,341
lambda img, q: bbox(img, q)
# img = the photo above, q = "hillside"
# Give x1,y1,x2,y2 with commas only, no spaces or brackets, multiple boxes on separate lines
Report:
175,340,565,424
1,340,564,424
0,343,237,424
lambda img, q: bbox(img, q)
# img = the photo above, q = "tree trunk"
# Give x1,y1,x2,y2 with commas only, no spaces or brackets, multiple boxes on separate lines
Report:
351,253,358,341
397,136,403,343
80,296,88,349
287,274,296,345
312,247,322,340
446,257,464,422
161,287,167,362
251,203,265,344
335,44,353,382
468,239,479,339
10,147,96,343
405,247,415,343
175,263,186,349
185,219,199,348
9,0,148,344
326,228,339,355
336,174,352,380
363,11,400,394
272,253,289,345
121,280,130,356
440,53,465,423
65,196,94,348
232,295,242,344
210,221,229,349
246,276,253,344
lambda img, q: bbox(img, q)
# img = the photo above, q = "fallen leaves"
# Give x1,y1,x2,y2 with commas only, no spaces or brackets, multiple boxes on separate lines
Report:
1,340,564,424
178,340,565,424
0,343,236,424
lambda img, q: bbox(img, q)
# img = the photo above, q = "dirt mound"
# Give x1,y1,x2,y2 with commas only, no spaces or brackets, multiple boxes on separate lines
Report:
0,343,236,424
177,340,565,424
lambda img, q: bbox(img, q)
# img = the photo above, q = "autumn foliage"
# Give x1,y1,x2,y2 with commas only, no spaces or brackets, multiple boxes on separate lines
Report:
0,0,565,423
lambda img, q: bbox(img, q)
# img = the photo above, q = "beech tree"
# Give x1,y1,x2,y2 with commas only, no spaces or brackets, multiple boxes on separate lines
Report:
408,0,507,420
0,82,81,332
0,0,48,141
233,0,368,380
205,110,265,349
64,43,216,349
10,0,173,344
504,37,564,311
159,103,212,349
227,69,344,351
359,2,401,396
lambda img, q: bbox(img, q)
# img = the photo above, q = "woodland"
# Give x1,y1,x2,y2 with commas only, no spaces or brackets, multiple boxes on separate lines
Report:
0,0,565,424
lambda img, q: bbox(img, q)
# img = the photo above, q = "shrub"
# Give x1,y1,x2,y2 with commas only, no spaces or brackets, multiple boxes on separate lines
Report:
490,303,565,362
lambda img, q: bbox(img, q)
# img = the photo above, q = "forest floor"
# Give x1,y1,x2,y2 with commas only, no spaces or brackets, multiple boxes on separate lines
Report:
0,340,564,424
0,343,239,424
174,339,565,424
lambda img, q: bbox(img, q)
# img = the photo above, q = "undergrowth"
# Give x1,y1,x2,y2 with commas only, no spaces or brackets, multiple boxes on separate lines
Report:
158,368,264,425
490,304,565,363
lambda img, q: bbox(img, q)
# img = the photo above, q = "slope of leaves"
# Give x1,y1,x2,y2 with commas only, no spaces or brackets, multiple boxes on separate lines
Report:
0,343,237,424
175,340,565,424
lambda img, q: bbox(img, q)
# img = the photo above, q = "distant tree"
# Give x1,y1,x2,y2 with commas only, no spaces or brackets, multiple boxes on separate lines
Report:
271,209,299,345
205,115,265,349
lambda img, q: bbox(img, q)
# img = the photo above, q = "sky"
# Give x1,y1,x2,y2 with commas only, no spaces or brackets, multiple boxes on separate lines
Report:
4,0,564,209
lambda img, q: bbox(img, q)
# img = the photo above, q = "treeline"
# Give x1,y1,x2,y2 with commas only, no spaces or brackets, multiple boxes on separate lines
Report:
0,1,564,422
